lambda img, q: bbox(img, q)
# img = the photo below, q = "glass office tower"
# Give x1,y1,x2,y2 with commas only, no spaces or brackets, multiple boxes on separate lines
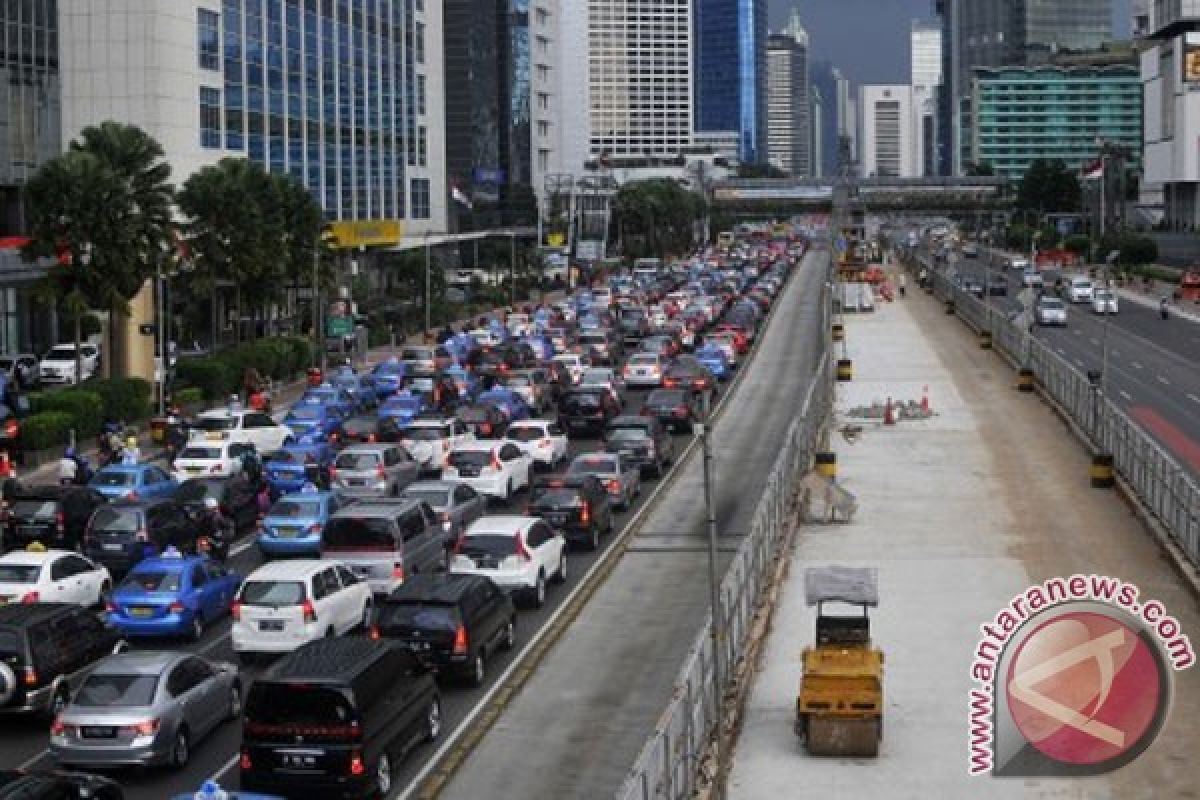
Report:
694,0,768,162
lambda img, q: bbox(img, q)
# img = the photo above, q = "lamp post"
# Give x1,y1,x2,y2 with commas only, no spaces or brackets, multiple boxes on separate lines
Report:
700,389,724,800
424,233,432,335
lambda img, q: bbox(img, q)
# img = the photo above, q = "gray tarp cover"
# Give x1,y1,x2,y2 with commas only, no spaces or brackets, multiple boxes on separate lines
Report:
804,566,879,607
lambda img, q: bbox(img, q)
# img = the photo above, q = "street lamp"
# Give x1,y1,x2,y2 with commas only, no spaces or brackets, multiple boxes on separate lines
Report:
699,389,725,800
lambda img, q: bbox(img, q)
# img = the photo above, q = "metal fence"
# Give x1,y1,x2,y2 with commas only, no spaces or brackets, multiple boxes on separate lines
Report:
926,262,1200,564
615,354,834,800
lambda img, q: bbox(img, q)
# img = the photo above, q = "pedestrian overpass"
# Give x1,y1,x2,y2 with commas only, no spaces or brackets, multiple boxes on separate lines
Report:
711,176,1012,216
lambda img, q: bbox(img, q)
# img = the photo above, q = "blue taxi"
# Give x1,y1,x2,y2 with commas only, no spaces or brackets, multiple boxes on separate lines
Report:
263,439,335,495
256,485,343,558
106,550,242,640
173,780,285,800
478,387,532,421
330,369,379,411
444,364,479,400
694,344,731,382
378,390,426,425
282,402,345,442
90,463,179,501
370,358,407,396
298,383,357,417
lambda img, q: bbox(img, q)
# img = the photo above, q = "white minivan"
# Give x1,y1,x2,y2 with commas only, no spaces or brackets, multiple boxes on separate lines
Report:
1065,276,1095,304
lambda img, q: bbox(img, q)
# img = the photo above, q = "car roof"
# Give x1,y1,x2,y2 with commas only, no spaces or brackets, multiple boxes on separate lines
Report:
403,480,458,493
334,499,422,515
130,554,209,572
608,416,653,427
91,650,186,676
452,440,500,452
262,636,389,684
0,549,75,565
336,443,396,454
465,515,537,535
404,418,452,428
385,572,489,604
245,559,328,580
0,602,79,626
97,464,147,474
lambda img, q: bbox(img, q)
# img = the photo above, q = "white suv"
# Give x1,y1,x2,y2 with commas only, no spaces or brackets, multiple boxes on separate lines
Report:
443,441,534,503
452,516,567,608
504,419,569,469
398,417,474,472
231,559,372,663
39,343,100,385
190,408,294,453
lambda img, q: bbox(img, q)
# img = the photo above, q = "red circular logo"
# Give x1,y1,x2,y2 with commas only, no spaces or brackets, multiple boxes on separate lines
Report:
1006,611,1162,766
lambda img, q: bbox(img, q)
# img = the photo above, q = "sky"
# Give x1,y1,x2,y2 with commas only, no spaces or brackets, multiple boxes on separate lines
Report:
769,0,1134,87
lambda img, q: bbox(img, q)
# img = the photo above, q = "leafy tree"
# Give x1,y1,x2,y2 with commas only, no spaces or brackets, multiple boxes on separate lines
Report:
22,122,174,378
614,179,706,259
1017,159,1080,213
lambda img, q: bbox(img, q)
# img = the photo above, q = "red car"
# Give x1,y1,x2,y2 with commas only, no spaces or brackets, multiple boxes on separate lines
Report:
713,324,750,354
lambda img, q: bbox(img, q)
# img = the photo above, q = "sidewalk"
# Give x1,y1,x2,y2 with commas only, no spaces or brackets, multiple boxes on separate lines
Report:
1114,282,1200,324
724,289,1200,798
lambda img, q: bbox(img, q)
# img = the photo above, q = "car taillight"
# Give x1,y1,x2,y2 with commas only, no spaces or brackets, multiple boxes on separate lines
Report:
308,523,322,536
126,491,139,501
23,667,37,687
55,511,65,533
210,464,223,474
392,562,405,580
349,751,366,776
376,465,387,480
123,719,160,737
580,502,591,525
453,624,468,656
480,423,492,436
516,536,532,562
50,717,65,736
675,406,689,417
490,454,502,471
3,418,17,438
20,591,39,603
231,601,241,621
369,625,381,640
367,433,377,443
328,465,338,479
169,600,185,613
606,479,620,493
240,750,253,770
302,599,318,623
538,438,552,448
105,600,117,614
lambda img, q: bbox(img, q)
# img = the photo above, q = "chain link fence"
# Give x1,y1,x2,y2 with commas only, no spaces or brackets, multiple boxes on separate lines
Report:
615,353,834,800
925,259,1200,564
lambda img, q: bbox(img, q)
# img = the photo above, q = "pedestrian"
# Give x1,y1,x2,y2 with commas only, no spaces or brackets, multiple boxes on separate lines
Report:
0,450,15,480
58,447,79,486
122,436,140,465
898,273,907,297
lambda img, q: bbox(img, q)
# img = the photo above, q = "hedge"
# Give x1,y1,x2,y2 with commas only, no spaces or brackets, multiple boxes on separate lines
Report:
31,389,105,437
83,377,153,423
172,387,204,408
174,358,231,403
173,337,315,402
20,411,74,451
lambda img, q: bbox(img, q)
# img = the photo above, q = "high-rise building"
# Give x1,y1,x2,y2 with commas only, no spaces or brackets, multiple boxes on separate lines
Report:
61,0,445,234
936,0,1112,174
556,0,589,176
528,1,560,209
810,85,823,178
832,67,855,173
766,25,809,176
694,0,769,163
967,65,1141,180
443,0,503,211
809,60,839,176
911,20,942,176
858,85,917,178
588,0,694,158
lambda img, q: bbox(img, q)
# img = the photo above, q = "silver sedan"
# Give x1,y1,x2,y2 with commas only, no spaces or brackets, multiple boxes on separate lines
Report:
567,452,641,511
50,651,240,769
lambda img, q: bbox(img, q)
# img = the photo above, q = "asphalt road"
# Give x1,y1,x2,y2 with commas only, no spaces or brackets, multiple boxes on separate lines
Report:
436,250,826,799
950,252,1200,476
0,263,810,799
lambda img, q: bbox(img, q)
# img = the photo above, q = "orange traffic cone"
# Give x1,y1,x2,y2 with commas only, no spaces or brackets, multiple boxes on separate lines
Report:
883,397,895,425
921,385,930,414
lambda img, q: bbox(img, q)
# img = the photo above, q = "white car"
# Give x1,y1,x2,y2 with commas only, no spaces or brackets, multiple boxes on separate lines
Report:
552,354,585,385
1091,289,1119,314
171,440,256,483
580,367,623,398
1065,277,1095,304
189,408,294,453
504,419,569,468
1008,257,1030,271
1021,270,1044,289
0,548,110,607
443,441,534,503
506,313,533,337
451,516,567,608
469,328,504,348
622,353,666,388
398,417,474,471
38,343,100,385
231,559,372,662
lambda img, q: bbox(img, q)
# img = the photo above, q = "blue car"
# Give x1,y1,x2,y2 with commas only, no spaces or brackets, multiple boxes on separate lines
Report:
106,551,242,640
378,390,426,425
694,344,731,382
371,359,407,397
174,780,285,800
443,365,479,400
90,463,179,501
520,334,555,362
330,370,379,411
445,333,477,365
257,487,344,557
478,387,531,421
282,403,345,442
299,383,357,417
264,440,335,495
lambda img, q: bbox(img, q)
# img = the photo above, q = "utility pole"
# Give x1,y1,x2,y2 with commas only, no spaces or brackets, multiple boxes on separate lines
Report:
700,388,724,800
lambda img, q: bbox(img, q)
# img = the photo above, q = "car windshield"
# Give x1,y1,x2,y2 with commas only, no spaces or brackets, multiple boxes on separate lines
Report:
288,407,322,420
1040,299,1065,309
323,517,395,550
565,393,603,409
457,407,492,423
194,417,236,432
400,427,444,441
334,452,381,470
74,674,159,707
246,685,353,726
506,426,546,442
503,376,531,387
629,355,657,366
0,564,40,583
402,348,433,360
1095,290,1114,300
461,533,518,557
648,390,687,405
385,397,421,410
45,347,76,360
532,488,583,507
379,600,458,631
179,447,222,460
581,371,611,384
270,499,321,518
11,500,56,519
90,507,140,531
241,580,306,606
120,570,182,592
608,428,648,443
570,456,617,474
401,489,450,508
93,471,136,487
449,450,493,468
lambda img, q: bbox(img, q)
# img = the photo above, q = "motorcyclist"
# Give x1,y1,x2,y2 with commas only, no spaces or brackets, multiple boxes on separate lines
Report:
165,407,189,466
196,496,233,561
1160,296,1170,320
58,447,87,486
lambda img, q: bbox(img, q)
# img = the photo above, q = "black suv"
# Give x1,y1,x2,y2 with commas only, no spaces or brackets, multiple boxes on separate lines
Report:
0,770,123,800
558,388,622,437
82,499,217,577
455,404,509,439
2,486,108,551
604,416,675,478
241,636,440,799
640,388,702,433
173,475,260,535
372,573,516,687
0,603,123,718
527,475,614,551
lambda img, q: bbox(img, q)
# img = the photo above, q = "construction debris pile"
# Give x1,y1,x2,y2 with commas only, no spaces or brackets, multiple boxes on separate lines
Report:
844,398,934,421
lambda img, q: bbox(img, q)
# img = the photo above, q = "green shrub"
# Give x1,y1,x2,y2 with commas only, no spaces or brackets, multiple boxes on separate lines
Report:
84,377,153,422
20,411,75,451
174,358,232,403
172,387,204,408
33,389,105,436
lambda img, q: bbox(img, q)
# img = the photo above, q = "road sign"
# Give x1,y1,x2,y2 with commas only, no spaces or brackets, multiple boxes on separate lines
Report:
326,316,354,337
445,287,466,304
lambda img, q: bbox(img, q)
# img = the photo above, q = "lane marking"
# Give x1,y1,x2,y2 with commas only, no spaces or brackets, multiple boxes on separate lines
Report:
1074,359,1084,368
1131,361,1144,370
1158,375,1171,386
1188,394,1200,405
1090,338,1100,346
1056,347,1066,355
1119,390,1133,401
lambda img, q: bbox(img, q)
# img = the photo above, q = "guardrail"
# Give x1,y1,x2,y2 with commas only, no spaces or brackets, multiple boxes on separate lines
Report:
614,353,834,800
924,259,1200,566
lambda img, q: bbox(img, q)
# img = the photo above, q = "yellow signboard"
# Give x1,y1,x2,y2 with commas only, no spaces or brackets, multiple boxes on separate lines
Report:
328,219,403,249
546,232,566,248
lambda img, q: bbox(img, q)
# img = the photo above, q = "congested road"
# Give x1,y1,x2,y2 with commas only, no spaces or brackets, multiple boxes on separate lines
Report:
948,249,1200,477
0,237,810,799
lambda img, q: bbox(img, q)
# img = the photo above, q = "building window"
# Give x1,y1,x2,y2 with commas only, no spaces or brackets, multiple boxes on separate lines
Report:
417,126,427,166
199,8,221,70
411,178,431,219
415,0,424,11
415,21,425,64
417,74,426,115
200,87,222,148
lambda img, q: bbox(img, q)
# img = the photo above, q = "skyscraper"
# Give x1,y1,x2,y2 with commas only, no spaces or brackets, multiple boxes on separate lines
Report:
766,28,809,176
810,85,823,178
859,85,917,178
832,67,856,173
911,20,942,176
694,0,769,163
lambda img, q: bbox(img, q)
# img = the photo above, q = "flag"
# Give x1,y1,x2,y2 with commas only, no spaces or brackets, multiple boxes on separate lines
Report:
451,184,473,210
1081,159,1104,181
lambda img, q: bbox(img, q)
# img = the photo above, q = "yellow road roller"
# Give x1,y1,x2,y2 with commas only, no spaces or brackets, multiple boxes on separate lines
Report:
795,566,884,757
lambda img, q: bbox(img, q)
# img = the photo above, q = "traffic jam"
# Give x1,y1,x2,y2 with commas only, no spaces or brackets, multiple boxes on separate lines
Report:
0,229,806,800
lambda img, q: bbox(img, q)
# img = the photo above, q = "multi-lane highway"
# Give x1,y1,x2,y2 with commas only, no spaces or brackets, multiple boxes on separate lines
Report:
949,250,1200,477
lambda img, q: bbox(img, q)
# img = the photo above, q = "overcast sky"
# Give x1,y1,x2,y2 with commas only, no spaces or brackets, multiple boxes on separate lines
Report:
769,0,1134,86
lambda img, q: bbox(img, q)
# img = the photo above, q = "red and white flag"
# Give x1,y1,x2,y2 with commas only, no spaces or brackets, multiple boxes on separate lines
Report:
1081,159,1104,180
451,184,474,210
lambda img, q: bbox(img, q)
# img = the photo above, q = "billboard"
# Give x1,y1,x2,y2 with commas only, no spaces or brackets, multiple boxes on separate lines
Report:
328,219,403,248
1185,32,1200,82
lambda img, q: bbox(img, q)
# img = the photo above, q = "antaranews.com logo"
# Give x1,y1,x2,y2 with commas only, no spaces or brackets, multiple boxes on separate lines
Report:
968,574,1194,777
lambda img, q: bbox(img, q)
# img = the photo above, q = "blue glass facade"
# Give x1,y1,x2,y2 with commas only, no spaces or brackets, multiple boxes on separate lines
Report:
694,0,768,163
210,0,423,221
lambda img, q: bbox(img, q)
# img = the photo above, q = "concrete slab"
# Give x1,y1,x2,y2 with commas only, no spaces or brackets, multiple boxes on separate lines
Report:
726,288,1200,800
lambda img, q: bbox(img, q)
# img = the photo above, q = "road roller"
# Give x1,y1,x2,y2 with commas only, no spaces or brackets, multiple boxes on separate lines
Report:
795,566,884,757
